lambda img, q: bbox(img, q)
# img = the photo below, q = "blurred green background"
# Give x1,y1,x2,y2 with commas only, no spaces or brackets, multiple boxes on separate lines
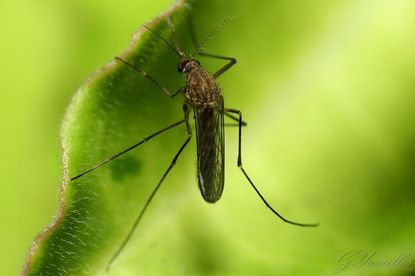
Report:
1,0,415,275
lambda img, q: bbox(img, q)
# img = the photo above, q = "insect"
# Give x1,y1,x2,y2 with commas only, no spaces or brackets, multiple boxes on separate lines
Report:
70,16,318,271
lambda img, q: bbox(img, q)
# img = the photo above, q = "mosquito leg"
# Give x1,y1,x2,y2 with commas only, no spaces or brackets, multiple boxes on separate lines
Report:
172,85,184,97
198,52,236,79
115,57,182,98
183,103,192,135
224,107,319,227
106,134,191,271
225,123,242,127
225,111,247,126
70,119,185,181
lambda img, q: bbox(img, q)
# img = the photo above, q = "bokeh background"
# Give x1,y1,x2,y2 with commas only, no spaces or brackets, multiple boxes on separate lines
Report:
1,0,415,275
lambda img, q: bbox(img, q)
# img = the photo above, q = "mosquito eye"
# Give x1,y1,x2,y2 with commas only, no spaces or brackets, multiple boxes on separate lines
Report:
178,61,188,73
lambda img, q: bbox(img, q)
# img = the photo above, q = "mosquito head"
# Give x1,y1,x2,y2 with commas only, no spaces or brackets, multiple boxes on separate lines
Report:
177,58,201,73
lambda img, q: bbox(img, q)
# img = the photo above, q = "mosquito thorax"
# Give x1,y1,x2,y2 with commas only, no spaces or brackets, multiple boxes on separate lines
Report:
177,58,201,73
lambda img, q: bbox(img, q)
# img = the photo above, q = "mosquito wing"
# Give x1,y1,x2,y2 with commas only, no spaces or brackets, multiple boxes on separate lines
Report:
194,101,225,203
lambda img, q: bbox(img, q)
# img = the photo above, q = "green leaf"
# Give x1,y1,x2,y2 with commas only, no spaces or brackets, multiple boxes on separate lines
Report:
23,0,415,275
23,2,195,275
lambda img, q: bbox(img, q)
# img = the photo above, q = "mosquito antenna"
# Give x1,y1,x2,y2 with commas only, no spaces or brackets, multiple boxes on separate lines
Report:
192,16,234,57
143,25,183,58
166,17,185,57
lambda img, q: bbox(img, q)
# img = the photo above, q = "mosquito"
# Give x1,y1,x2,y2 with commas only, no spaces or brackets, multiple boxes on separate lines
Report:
70,16,318,271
